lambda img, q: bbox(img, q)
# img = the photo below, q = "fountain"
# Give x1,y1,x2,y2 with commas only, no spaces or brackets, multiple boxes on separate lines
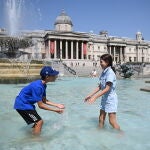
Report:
0,37,32,58
0,0,44,84
5,0,23,36
0,35,44,83
116,63,134,78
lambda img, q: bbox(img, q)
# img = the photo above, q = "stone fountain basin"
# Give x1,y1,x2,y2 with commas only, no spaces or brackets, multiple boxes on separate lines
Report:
0,62,44,84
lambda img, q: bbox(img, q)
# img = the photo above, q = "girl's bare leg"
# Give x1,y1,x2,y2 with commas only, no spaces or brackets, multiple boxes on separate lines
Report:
99,109,106,128
108,113,120,130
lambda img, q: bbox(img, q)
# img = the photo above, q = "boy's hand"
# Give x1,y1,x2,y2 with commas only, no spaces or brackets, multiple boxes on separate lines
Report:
56,109,64,114
57,104,65,109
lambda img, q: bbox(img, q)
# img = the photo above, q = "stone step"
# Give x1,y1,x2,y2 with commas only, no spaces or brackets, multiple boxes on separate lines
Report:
140,87,150,92
0,68,41,74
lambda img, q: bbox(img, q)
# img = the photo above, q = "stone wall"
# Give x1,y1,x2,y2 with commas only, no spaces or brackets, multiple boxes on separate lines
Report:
0,62,44,84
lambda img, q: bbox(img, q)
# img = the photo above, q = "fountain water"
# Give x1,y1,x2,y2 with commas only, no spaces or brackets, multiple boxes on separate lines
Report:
0,0,45,83
5,0,24,36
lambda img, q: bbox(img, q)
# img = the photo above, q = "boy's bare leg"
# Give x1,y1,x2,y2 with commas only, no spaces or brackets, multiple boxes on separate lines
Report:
32,120,43,135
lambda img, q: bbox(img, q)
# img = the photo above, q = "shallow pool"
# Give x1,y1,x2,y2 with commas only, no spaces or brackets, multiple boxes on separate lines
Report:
0,77,150,150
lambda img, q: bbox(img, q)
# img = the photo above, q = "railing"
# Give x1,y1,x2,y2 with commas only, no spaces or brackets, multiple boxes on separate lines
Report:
62,62,76,75
52,60,76,76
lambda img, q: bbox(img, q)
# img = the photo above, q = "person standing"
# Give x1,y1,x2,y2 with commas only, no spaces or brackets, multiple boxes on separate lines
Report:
85,54,120,130
14,66,65,135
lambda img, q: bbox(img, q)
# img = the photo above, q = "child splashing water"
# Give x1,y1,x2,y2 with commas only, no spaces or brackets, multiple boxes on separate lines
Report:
14,66,65,135
85,54,120,130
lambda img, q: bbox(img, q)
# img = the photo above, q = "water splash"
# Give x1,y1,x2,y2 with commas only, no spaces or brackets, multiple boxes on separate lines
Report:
53,110,69,130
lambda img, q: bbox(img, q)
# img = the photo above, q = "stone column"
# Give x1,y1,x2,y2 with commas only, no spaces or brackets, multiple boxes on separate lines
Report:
60,40,62,60
109,46,112,55
81,42,84,59
71,41,73,59
85,42,88,60
120,47,122,63
91,43,93,60
54,40,57,59
76,41,78,60
124,47,127,62
49,40,51,59
112,46,114,59
113,46,116,63
137,46,139,62
65,40,68,59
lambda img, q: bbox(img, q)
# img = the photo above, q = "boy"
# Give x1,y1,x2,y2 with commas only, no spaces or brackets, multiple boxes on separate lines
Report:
14,66,65,135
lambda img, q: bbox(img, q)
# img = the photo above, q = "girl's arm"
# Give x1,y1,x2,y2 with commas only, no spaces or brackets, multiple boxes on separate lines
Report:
88,82,112,104
37,101,64,114
85,86,101,102
42,97,65,109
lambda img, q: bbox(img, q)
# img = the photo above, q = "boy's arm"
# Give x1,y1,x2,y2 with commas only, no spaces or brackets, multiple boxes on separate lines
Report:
42,97,65,109
37,101,64,113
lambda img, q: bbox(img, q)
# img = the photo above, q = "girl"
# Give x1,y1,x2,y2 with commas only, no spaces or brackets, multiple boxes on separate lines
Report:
85,54,120,130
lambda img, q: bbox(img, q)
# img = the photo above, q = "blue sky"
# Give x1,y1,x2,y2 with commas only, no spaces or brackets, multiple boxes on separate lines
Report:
0,0,150,40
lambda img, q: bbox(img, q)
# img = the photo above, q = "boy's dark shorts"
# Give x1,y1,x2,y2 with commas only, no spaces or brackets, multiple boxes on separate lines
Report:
16,109,42,125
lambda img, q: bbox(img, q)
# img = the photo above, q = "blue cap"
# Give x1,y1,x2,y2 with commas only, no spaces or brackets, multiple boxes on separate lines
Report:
40,66,59,77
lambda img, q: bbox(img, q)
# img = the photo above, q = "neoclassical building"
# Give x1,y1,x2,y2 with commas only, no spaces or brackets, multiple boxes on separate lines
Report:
1,10,150,64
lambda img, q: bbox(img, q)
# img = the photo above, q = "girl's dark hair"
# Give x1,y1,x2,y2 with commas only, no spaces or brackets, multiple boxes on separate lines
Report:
100,54,116,73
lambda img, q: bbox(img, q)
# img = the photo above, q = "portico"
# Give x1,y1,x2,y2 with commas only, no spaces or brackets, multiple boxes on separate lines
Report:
108,44,126,63
46,39,88,60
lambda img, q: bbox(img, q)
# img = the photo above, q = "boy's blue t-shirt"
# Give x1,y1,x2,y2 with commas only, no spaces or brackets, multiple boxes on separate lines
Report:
14,80,47,110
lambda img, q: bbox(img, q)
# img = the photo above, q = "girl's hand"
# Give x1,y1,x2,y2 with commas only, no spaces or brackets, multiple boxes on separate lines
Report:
84,95,91,102
57,104,65,109
88,96,97,104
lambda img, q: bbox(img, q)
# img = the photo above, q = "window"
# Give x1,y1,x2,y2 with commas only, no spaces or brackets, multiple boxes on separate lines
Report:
134,57,136,62
88,55,91,60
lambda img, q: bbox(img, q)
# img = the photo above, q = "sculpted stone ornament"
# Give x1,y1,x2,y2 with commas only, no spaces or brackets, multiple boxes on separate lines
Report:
0,37,33,58
116,64,134,78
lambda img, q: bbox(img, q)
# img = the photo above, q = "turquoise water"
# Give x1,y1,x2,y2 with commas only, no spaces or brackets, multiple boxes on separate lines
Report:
0,77,150,150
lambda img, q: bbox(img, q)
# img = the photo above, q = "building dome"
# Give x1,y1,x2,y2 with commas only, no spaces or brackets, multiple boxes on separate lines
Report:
136,31,142,35
54,10,73,26
54,10,73,31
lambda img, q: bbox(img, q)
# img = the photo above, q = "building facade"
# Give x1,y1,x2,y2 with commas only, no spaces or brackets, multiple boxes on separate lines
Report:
1,10,150,64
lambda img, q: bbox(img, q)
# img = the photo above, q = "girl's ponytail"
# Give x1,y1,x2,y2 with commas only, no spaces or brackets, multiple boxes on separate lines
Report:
111,66,116,74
